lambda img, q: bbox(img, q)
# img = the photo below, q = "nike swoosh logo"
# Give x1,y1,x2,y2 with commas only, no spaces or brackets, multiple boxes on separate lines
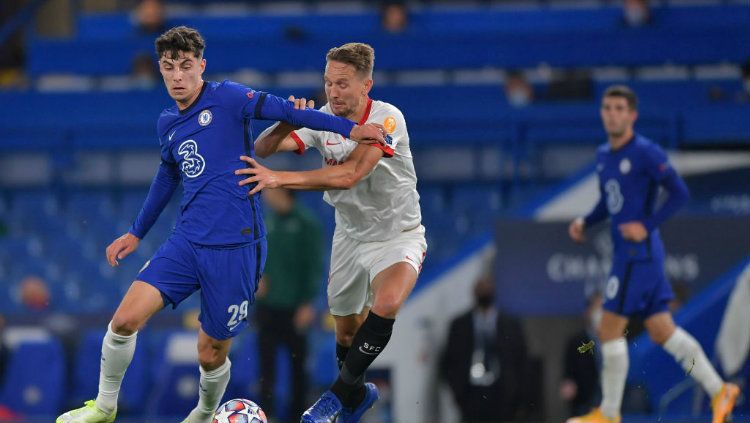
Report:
358,346,379,356
325,140,341,146
169,130,177,141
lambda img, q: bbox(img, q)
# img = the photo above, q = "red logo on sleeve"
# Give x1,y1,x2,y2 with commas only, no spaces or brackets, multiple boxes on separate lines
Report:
246,91,254,99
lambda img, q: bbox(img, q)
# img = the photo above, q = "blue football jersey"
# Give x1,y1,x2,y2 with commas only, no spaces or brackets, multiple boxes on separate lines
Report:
131,79,358,246
592,134,675,260
155,80,267,245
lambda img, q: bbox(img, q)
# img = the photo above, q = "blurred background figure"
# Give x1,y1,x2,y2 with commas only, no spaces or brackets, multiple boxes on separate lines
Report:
738,60,750,103
504,71,534,108
547,69,594,101
380,0,408,34
560,291,603,417
623,0,651,27
130,52,159,90
134,0,165,35
441,276,528,423
257,188,323,423
19,274,50,311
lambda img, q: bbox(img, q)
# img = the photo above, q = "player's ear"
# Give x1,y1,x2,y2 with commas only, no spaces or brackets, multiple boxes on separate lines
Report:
362,78,373,96
200,58,206,74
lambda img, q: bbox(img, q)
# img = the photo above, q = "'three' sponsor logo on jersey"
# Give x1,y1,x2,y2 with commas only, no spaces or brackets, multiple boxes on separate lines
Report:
178,140,206,178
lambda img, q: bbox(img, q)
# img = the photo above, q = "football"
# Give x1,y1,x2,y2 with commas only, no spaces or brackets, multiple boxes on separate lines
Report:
212,398,267,423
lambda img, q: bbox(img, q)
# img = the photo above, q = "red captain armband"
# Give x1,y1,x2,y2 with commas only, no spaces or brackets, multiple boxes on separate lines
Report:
366,142,395,158
290,132,305,155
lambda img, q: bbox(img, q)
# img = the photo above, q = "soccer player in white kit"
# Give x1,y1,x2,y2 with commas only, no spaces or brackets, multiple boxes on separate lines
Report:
235,42,426,423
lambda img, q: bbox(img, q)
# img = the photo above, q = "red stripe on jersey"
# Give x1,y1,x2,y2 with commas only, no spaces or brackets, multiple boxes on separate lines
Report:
290,131,305,155
366,142,395,158
358,98,373,125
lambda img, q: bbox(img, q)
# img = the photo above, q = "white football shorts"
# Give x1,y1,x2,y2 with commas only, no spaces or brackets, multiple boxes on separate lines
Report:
327,225,427,316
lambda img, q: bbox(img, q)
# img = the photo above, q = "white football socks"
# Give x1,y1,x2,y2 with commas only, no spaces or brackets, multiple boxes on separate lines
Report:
663,327,723,397
96,322,137,414
600,337,629,419
187,358,232,423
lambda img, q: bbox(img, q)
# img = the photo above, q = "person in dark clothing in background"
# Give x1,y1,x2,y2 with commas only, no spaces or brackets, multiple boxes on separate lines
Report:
256,187,324,423
441,276,528,423
561,292,603,417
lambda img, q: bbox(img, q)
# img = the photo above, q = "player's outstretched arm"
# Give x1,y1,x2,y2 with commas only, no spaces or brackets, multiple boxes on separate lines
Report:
255,96,313,158
257,93,385,144
235,144,383,194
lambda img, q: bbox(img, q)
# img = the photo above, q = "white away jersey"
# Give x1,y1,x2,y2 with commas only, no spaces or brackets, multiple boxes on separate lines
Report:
290,98,422,242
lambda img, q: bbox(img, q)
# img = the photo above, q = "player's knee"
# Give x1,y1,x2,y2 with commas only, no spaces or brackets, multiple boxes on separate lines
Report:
648,327,673,345
335,331,356,347
110,313,141,336
597,325,619,343
197,345,227,371
371,297,402,319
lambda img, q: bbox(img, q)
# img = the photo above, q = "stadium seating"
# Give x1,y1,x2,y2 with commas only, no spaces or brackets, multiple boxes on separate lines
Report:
1,2,749,420
26,5,750,74
0,338,66,416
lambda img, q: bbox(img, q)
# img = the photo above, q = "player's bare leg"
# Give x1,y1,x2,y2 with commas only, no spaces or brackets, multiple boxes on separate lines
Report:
567,311,628,423
57,281,164,423
183,329,233,423
645,312,740,423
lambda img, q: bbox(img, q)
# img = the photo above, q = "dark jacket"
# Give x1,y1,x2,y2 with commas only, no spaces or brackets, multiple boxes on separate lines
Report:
441,309,528,422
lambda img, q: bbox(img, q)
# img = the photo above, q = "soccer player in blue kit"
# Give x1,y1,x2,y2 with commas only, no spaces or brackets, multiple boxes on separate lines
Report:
56,26,384,423
567,86,740,423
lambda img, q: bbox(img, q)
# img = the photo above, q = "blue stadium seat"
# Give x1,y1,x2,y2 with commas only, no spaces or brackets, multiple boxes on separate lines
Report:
0,338,66,417
145,331,200,418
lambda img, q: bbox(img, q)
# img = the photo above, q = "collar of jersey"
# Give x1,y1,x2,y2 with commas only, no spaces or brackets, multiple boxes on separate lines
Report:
358,97,373,125
178,80,209,115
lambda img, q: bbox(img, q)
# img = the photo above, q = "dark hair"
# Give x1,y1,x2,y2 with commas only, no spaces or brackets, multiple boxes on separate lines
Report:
603,84,638,110
326,42,375,78
155,26,205,60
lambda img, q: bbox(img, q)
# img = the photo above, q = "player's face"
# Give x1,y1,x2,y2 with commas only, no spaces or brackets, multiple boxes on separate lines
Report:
159,51,206,106
600,96,637,137
324,60,373,119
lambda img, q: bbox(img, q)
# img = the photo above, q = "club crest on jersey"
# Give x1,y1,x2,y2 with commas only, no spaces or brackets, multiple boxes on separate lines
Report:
619,158,631,174
383,116,397,134
198,109,213,126
605,276,619,300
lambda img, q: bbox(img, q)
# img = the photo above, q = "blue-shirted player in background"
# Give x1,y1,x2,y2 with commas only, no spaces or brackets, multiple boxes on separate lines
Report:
57,26,385,423
567,85,740,423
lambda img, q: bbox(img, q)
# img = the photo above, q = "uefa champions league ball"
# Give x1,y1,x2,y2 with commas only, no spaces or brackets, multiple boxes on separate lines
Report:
212,398,267,423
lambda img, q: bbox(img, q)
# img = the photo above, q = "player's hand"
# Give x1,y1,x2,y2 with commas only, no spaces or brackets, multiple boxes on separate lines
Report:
288,95,314,110
256,275,269,299
619,221,648,242
106,232,140,266
568,217,586,243
236,156,280,195
293,303,316,332
350,123,386,145
279,95,315,131
559,379,578,401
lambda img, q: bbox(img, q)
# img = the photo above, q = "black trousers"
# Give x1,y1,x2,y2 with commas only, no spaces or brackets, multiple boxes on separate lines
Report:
256,304,308,423
459,384,506,423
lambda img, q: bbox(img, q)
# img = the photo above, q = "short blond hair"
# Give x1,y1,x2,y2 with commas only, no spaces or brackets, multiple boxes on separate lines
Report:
326,42,375,78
